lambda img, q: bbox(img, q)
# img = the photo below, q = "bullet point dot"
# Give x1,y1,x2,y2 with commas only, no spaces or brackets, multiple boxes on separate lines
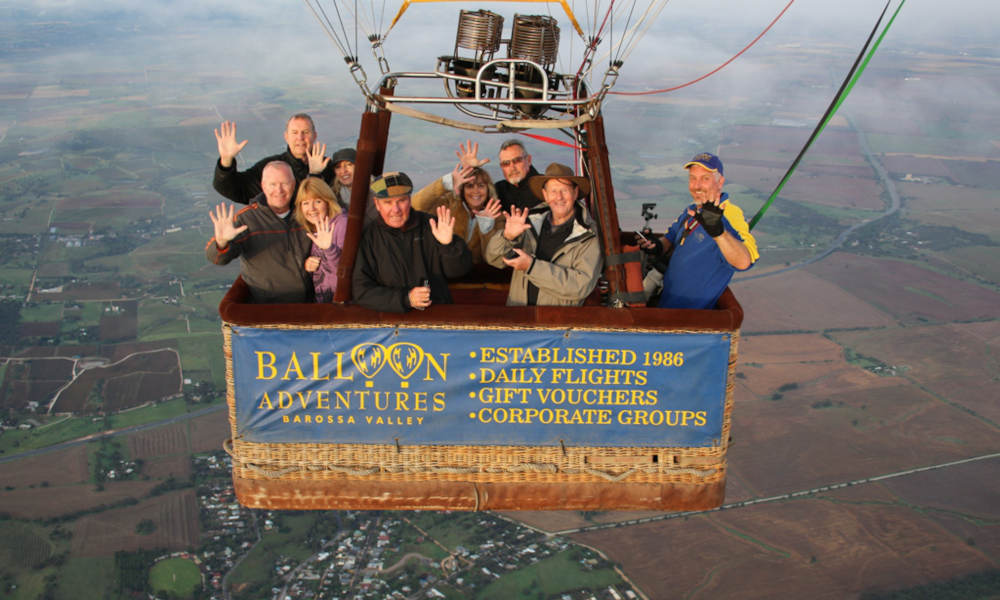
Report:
468,373,476,380
468,412,476,419
468,392,475,398
469,351,477,358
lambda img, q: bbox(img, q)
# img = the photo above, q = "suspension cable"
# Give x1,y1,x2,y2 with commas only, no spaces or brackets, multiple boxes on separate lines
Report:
609,0,795,96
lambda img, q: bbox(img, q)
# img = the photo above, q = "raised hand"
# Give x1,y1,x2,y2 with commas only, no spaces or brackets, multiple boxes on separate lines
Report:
209,203,248,249
503,206,531,240
428,205,455,245
306,216,336,250
474,197,502,220
455,139,490,169
307,142,329,174
214,121,248,168
304,256,321,273
451,162,475,190
696,202,724,237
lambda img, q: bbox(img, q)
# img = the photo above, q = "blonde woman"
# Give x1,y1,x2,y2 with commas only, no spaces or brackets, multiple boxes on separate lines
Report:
295,177,348,302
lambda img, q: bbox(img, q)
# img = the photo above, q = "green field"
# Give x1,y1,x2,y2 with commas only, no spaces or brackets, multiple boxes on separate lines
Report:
474,549,623,600
149,557,202,598
0,522,60,600
229,514,319,590
177,332,226,387
0,416,104,455
109,397,190,429
19,302,63,322
408,512,488,550
0,267,33,293
138,299,188,339
54,556,117,600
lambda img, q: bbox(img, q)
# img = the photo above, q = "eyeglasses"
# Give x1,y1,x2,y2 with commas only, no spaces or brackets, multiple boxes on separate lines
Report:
499,155,527,168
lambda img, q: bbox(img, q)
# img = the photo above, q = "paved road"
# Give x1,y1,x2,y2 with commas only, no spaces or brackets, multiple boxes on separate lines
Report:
735,117,901,282
0,403,225,464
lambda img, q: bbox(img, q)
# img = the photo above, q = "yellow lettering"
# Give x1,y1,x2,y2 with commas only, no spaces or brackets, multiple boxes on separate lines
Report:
282,352,304,380
257,393,274,410
310,352,330,380
423,353,448,381
256,351,277,380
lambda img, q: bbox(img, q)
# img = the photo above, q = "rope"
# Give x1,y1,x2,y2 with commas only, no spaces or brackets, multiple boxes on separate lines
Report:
609,0,795,96
748,0,905,230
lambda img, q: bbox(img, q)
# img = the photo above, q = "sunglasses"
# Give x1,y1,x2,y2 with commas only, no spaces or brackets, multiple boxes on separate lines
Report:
499,155,527,168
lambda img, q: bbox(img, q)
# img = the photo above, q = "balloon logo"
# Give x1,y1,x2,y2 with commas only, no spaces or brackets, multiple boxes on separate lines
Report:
351,343,387,379
387,343,423,380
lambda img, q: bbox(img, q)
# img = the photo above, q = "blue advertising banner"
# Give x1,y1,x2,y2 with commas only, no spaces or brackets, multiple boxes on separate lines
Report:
231,326,731,447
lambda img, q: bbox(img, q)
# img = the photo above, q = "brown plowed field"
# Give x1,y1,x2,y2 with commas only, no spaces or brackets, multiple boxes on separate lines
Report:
71,489,199,557
189,408,228,453
51,350,180,414
780,173,884,210
128,423,188,459
882,155,953,178
99,300,137,341
0,445,89,488
732,268,895,333
0,480,156,519
805,254,1000,323
141,455,191,480
728,383,999,499
898,182,1000,236
723,125,863,158
18,322,60,337
829,324,1000,424
572,465,998,599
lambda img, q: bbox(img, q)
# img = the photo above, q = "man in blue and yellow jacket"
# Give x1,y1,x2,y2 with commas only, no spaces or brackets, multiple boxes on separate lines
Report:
641,152,759,309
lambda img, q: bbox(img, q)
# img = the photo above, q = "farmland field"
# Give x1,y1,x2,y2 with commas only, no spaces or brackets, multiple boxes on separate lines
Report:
572,461,999,600
71,489,199,556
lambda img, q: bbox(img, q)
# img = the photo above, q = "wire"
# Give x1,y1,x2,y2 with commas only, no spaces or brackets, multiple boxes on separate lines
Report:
609,0,795,96
748,0,906,230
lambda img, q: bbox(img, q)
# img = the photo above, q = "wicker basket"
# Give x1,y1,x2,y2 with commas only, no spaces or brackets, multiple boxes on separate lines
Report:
220,278,742,511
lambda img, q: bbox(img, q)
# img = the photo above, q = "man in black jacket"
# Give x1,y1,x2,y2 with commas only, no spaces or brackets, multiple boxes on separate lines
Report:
212,114,337,204
352,172,472,313
494,139,542,213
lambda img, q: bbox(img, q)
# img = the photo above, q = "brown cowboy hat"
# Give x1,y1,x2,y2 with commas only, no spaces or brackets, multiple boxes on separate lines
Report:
528,163,591,201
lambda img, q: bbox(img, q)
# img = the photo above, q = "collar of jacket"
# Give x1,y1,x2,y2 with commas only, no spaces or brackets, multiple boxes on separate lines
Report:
527,202,595,245
281,147,308,168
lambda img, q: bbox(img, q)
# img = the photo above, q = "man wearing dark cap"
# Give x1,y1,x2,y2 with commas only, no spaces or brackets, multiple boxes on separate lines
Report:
640,152,758,309
212,115,338,204
352,172,472,312
485,163,602,306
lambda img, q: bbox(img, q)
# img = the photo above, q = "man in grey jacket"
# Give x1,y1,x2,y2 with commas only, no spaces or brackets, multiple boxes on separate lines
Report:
206,161,313,303
485,163,603,306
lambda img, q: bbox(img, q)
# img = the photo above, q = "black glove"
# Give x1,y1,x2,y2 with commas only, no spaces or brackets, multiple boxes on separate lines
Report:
696,202,724,237
638,235,662,255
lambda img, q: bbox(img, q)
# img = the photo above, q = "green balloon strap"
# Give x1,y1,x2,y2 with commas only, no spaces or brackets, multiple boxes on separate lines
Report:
748,0,907,231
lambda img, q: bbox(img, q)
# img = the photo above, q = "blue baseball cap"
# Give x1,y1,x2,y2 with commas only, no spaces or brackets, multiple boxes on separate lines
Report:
684,152,724,177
